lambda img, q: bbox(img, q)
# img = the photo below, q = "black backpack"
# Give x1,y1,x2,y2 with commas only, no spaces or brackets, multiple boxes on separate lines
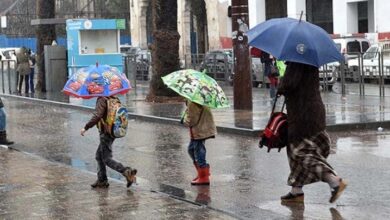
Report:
259,96,288,152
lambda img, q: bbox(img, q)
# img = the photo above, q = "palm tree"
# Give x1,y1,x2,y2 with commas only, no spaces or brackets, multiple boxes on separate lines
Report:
35,0,56,92
147,0,180,101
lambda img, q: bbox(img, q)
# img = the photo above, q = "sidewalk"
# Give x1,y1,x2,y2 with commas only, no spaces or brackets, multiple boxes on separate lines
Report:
0,147,235,219
2,82,390,135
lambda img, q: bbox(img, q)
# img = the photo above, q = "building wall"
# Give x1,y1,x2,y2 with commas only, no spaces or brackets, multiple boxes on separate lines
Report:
375,0,390,33
249,0,265,28
130,0,148,49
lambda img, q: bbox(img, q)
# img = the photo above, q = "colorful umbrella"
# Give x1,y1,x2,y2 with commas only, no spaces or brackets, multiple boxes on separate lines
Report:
162,69,229,109
63,64,131,99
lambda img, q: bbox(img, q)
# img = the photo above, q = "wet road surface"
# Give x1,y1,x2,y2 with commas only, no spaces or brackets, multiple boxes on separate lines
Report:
2,97,390,219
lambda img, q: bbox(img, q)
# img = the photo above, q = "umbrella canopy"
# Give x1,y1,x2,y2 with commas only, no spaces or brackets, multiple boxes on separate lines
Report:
63,64,131,99
247,17,343,67
162,69,229,109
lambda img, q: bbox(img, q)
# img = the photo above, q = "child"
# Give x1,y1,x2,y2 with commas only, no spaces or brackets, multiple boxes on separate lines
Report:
182,100,217,185
80,96,137,188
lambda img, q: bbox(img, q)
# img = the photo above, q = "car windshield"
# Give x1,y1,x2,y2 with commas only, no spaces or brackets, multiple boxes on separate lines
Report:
363,46,378,60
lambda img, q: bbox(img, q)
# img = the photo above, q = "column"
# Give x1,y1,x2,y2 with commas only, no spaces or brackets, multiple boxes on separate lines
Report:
287,0,306,20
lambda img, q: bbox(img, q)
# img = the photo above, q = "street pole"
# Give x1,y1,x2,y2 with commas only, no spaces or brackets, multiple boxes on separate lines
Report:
231,0,252,110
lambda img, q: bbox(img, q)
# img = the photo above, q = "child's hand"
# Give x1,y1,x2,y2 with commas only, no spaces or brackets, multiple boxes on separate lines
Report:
80,128,86,136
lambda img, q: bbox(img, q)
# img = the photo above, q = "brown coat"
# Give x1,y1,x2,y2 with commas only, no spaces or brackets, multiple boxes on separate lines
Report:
277,62,326,144
184,101,217,140
84,97,108,133
16,48,30,76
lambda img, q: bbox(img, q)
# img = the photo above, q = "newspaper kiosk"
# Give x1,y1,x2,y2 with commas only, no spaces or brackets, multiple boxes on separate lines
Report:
66,19,125,76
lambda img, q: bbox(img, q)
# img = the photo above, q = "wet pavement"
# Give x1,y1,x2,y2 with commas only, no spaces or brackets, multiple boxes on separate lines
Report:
3,82,390,134
0,148,234,219
2,97,390,219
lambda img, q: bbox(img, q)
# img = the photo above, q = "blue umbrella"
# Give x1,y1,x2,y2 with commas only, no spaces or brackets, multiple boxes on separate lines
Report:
247,17,343,67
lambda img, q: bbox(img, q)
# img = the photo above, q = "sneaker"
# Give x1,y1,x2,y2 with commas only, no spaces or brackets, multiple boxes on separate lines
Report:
329,179,347,203
91,180,109,188
281,192,304,203
123,167,137,188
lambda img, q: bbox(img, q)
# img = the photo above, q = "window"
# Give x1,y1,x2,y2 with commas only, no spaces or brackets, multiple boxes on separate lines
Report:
265,0,287,19
79,30,119,54
346,41,361,54
363,46,378,60
362,42,370,53
306,0,333,33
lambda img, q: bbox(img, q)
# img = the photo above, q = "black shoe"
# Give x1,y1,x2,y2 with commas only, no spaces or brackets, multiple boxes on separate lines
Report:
281,192,304,203
91,180,109,188
123,167,137,188
329,179,347,203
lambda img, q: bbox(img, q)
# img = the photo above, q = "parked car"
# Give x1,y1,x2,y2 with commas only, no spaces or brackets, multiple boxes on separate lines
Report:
135,49,151,80
120,45,141,55
200,49,234,82
348,41,390,81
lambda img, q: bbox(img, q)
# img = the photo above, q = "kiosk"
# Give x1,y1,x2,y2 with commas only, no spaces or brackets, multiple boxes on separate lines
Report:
66,19,125,76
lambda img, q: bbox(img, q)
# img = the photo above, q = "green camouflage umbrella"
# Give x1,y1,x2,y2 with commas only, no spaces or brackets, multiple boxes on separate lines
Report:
162,69,230,109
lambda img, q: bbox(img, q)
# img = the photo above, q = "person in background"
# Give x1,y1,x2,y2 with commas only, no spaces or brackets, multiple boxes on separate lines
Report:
0,97,14,145
16,47,30,94
27,50,36,93
261,51,278,100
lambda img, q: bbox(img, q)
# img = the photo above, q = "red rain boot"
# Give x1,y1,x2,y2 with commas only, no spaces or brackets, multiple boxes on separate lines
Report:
191,166,210,185
192,162,200,181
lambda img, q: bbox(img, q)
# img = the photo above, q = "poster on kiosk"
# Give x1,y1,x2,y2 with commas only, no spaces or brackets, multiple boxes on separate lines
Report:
66,19,125,77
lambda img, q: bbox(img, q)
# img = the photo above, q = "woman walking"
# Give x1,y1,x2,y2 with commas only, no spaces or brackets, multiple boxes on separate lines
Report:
16,47,30,94
277,62,347,204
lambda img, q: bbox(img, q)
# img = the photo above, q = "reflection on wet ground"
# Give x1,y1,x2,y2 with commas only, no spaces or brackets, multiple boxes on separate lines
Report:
2,98,390,219
0,149,235,219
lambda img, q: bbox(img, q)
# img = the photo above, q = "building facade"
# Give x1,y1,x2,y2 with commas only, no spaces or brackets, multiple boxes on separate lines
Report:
249,0,390,38
130,0,390,59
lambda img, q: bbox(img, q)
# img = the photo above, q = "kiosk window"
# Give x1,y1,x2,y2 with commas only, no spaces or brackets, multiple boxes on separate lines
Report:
79,30,118,54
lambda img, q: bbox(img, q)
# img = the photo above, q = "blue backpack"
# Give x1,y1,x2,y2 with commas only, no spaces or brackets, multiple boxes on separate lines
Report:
104,97,129,138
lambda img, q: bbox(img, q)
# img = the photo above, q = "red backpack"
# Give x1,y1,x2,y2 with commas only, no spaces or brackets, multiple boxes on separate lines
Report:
259,96,288,152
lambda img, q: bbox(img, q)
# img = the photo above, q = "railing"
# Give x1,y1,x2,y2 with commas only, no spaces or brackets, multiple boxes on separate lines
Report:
121,50,390,97
0,60,17,94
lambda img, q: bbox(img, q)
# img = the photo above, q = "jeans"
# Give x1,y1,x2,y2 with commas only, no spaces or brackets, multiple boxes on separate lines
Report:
0,108,6,130
29,68,35,93
268,76,279,99
188,139,207,168
95,133,126,181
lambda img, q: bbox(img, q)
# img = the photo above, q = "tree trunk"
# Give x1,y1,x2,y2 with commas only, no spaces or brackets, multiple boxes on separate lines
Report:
35,0,56,92
147,0,180,101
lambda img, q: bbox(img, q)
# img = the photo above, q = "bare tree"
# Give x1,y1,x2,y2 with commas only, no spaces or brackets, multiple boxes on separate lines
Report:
35,0,56,92
147,0,180,101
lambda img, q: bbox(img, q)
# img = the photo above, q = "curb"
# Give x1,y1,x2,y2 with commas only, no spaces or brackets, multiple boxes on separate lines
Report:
1,93,388,136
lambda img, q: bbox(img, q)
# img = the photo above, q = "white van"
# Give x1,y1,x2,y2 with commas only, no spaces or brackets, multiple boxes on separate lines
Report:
348,41,390,80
